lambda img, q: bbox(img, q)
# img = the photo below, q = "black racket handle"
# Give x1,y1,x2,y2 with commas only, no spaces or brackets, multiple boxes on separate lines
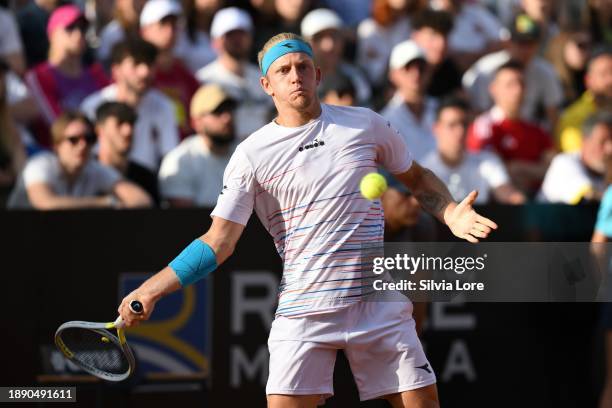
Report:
129,300,144,315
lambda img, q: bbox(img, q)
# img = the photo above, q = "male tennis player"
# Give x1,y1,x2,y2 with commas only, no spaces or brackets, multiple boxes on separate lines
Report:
118,33,497,407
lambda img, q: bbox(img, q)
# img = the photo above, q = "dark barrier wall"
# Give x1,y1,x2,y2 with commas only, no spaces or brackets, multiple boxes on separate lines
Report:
0,205,605,407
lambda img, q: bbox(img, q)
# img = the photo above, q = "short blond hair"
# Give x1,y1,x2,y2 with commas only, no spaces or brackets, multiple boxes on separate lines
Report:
257,32,312,73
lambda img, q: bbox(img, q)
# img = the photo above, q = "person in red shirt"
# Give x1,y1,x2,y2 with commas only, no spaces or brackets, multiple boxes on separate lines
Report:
140,0,200,139
467,60,556,195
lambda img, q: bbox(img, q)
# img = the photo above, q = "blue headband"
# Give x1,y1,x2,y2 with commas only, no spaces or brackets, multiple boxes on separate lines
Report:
261,39,314,76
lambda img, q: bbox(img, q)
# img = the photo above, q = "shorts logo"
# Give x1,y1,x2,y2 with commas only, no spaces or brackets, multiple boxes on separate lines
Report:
416,363,432,374
298,139,325,152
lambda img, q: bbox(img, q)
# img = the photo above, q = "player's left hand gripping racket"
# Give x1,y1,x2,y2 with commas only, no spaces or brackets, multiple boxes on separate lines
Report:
54,300,143,382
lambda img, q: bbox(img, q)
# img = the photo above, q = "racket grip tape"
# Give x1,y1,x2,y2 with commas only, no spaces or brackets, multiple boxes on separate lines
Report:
129,300,144,315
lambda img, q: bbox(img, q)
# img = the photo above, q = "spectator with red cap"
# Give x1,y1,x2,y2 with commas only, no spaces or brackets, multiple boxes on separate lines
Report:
467,61,556,196
140,0,200,139
25,4,109,145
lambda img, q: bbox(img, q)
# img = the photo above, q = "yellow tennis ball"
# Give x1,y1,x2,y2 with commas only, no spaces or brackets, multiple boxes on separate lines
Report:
101,336,110,343
360,172,387,200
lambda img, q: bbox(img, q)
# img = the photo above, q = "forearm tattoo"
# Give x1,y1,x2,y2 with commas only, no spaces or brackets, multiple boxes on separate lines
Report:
416,191,447,214
415,169,452,217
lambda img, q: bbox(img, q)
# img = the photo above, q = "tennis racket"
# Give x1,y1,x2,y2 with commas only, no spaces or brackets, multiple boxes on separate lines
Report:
54,300,143,382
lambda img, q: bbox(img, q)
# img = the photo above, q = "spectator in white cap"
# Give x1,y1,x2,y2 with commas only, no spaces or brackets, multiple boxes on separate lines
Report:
140,0,200,139
381,39,437,162
196,7,273,140
301,8,371,105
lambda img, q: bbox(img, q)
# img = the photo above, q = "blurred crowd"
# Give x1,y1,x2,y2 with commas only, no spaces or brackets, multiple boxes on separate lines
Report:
0,0,610,213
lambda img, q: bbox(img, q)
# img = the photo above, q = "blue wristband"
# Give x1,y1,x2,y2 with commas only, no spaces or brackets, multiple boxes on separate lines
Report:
169,239,217,286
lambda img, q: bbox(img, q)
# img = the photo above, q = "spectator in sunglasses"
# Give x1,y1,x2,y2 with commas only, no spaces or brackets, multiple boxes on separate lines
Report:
7,111,151,209
25,5,109,147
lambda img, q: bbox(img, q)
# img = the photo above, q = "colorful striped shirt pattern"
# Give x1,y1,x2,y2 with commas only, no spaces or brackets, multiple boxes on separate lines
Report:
211,104,413,317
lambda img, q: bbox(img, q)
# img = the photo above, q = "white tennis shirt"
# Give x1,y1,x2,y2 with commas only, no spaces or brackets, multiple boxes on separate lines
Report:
211,104,413,317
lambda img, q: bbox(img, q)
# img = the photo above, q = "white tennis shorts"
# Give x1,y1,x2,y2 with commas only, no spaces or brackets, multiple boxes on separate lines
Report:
266,292,436,403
